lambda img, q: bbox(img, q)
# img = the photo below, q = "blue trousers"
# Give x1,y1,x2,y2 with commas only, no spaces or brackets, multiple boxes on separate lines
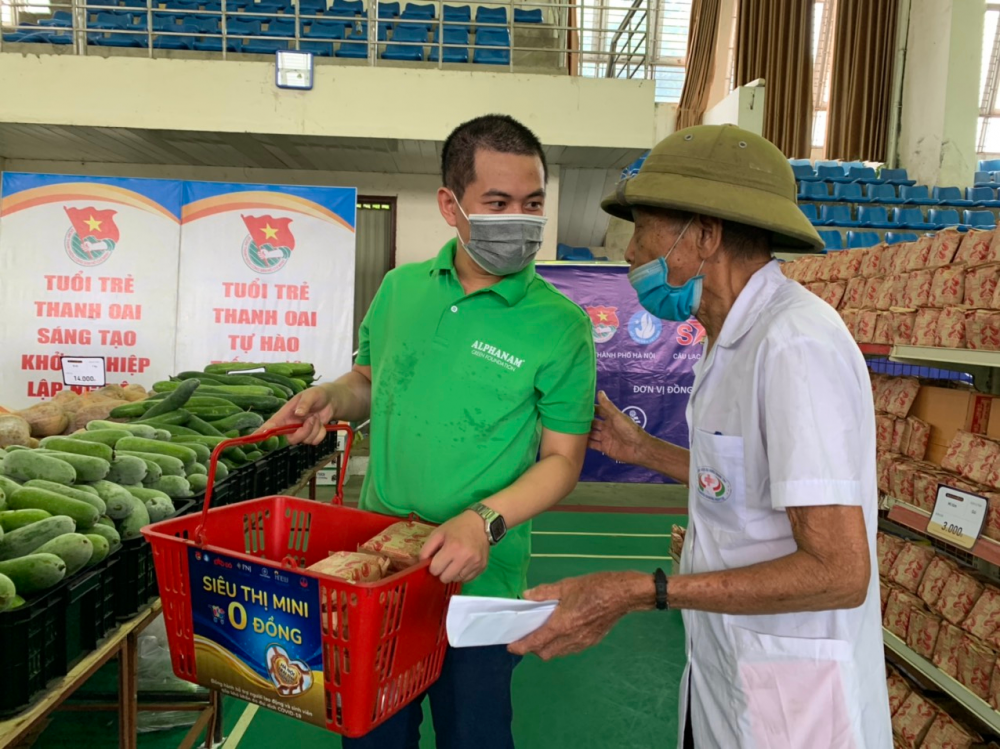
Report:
342,645,521,749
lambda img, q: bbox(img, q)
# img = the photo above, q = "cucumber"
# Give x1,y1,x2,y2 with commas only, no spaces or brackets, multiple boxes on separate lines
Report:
260,437,280,453
70,429,133,447
109,401,147,419
97,516,114,528
33,450,110,483
144,496,174,523
221,459,238,471
172,440,211,464
0,476,21,499
154,381,274,398
0,515,77,560
209,412,265,434
0,509,51,532
208,362,314,379
106,455,148,486
117,451,183,477
104,492,135,520
88,523,121,552
207,373,291,398
188,473,209,493
147,476,193,499
115,438,197,467
8,595,25,610
0,553,66,594
9,488,98,529
88,421,159,439
118,496,151,539
87,480,136,507
35,533,93,576
187,463,208,476
3,450,76,485
117,454,164,483
0,573,16,612
153,430,172,442
0,488,5,512
125,486,171,503
185,414,224,437
253,371,305,394
75,485,100,496
142,378,200,420
148,423,201,438
214,462,230,480
84,534,110,565
176,371,226,384
23,480,107,515
245,451,263,462
135,412,191,427
185,405,243,420
38,437,113,462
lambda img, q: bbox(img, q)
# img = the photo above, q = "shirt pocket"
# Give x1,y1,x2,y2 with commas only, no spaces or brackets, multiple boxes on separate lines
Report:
692,428,747,534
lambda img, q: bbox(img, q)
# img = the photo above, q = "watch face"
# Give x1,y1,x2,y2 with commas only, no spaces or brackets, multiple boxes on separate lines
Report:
489,516,507,541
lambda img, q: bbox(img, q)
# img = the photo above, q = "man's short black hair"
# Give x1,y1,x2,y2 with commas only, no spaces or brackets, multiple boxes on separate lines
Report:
441,114,548,199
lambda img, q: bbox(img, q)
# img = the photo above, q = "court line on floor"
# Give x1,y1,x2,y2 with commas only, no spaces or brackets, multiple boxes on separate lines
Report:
223,703,259,748
532,531,671,538
549,505,688,515
531,553,673,560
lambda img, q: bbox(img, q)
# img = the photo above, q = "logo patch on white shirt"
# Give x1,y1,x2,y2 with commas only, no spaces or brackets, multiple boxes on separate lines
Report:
471,340,525,372
697,468,730,503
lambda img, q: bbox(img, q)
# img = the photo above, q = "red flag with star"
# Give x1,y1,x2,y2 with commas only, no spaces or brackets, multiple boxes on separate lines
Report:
242,215,295,250
64,207,120,242
586,306,619,328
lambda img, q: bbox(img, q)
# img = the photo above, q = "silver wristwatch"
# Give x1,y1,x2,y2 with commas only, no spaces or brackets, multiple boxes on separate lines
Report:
469,503,507,546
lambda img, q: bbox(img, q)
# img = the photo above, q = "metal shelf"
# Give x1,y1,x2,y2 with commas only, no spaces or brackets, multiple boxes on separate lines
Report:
891,346,1000,369
885,497,1000,566
883,628,1000,734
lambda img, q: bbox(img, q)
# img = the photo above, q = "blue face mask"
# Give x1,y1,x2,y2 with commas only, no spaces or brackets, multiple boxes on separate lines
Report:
628,218,704,322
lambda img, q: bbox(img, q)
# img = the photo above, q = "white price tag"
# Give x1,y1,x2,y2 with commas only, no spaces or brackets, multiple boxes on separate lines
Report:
61,357,106,387
228,367,265,375
928,485,988,550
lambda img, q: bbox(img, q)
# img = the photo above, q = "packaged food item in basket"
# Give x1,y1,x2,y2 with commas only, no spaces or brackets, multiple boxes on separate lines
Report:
918,556,957,608
942,431,991,478
307,551,391,584
856,309,879,343
881,583,891,615
905,236,935,272
890,310,917,345
876,414,896,451
878,532,906,578
878,452,903,494
861,277,882,309
874,312,894,345
956,634,996,700
884,587,924,639
955,228,995,266
904,417,931,462
961,585,1000,639
360,520,437,571
887,542,935,593
842,248,864,278
891,418,912,455
875,276,898,311
934,570,985,625
929,228,963,269
937,306,971,348
965,436,1000,486
822,281,847,309
862,245,885,278
920,712,977,749
903,270,933,307
886,670,911,716
906,607,942,659
881,377,921,418
967,309,1000,351
929,266,966,308
911,469,944,512
879,243,900,276
840,309,859,337
891,691,938,748
964,264,1000,308
933,621,965,677
912,308,942,346
844,276,866,309
889,460,917,505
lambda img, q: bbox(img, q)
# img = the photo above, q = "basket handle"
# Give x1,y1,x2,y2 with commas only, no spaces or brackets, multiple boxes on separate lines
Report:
195,423,354,545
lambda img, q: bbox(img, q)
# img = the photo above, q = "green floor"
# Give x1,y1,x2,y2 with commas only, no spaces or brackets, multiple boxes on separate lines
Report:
26,484,689,749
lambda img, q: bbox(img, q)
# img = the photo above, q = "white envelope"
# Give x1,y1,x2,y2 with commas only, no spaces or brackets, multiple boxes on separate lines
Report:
446,595,559,648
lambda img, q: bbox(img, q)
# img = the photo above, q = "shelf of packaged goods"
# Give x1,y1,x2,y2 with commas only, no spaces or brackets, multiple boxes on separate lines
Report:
885,497,1000,566
891,346,1000,369
858,343,892,357
883,628,1000,734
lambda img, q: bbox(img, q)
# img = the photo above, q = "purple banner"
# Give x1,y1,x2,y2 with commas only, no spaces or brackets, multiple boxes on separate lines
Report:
537,264,704,483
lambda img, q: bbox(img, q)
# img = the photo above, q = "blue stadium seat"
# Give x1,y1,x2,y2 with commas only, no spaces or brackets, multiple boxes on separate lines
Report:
814,160,840,169
791,163,819,182
298,38,334,54
118,0,147,7
842,160,865,172
192,36,226,51
153,31,196,48
254,0,291,15
23,29,73,44
833,183,868,203
557,246,595,261
429,24,468,61
297,0,326,14
975,171,993,185
932,186,974,207
265,18,296,35
846,166,882,184
893,207,936,230
401,2,435,17
928,208,963,230
227,18,261,33
93,11,134,28
798,181,831,202
476,6,507,25
858,206,895,229
92,29,145,45
39,11,73,26
241,36,288,51
443,4,471,22
377,1,400,16
900,185,938,205
865,183,902,204
331,0,363,13
335,26,370,56
818,230,844,251
880,168,916,186
885,231,919,245
968,186,1000,208
189,16,220,33
820,204,858,227
473,27,509,63
847,231,881,249
816,164,851,183
514,7,542,23
965,210,998,229
163,0,200,11
979,159,1000,173
798,204,820,225
382,23,426,59
304,18,346,36
789,159,811,165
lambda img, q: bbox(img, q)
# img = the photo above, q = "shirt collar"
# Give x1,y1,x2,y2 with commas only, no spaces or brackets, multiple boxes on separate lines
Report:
715,259,785,349
430,239,535,306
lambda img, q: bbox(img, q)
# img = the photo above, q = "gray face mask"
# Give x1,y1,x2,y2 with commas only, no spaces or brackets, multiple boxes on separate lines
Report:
455,200,548,276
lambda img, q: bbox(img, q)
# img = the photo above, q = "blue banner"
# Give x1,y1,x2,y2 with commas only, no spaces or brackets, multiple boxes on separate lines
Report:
536,264,702,483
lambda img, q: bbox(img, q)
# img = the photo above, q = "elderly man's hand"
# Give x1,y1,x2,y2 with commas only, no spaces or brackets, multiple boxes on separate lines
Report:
509,572,640,660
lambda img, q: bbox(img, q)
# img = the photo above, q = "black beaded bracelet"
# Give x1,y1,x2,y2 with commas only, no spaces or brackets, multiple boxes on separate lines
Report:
654,567,668,611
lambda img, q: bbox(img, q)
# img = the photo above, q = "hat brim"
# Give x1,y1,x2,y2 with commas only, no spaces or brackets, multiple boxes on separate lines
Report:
602,171,824,253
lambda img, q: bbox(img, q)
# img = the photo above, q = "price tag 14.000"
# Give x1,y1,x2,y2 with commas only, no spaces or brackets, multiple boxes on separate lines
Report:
927,485,988,550
61,357,106,388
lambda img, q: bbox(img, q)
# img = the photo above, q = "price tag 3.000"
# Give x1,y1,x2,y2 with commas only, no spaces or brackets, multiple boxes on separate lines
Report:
927,485,988,550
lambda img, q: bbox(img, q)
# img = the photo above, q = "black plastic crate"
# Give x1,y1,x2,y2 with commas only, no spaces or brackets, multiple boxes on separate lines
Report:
53,567,104,675
95,554,119,637
0,583,63,716
114,536,157,620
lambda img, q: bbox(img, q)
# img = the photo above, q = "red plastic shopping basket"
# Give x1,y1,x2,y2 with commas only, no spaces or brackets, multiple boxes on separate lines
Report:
143,424,460,738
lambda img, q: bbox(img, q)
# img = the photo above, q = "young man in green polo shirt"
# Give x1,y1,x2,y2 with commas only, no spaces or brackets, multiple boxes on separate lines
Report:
264,114,596,748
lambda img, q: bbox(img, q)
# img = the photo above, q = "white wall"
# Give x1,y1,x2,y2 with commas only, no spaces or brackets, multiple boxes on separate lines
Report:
0,160,561,265
653,102,678,144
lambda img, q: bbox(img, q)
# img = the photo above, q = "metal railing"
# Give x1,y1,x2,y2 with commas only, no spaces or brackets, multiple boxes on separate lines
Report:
0,0,650,79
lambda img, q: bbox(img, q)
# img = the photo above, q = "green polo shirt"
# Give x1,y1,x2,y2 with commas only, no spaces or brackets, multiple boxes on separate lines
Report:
355,240,596,598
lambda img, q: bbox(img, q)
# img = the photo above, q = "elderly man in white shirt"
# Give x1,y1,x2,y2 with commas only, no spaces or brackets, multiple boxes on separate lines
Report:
511,125,892,749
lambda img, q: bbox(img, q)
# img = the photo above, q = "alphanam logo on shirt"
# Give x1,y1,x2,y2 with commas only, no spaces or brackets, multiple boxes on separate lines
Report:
697,469,730,503
471,340,525,372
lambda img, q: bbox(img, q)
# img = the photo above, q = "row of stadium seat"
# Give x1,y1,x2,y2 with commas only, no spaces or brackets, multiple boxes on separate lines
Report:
799,204,998,231
797,182,1000,206
790,162,915,186
817,230,923,251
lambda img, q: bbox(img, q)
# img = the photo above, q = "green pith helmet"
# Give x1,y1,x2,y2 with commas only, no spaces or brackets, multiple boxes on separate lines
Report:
603,125,824,252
